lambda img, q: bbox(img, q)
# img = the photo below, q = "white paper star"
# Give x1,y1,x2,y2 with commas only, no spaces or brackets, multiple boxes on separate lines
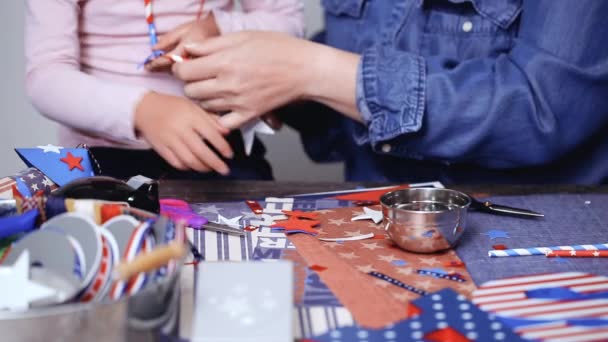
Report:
593,250,600,257
0,251,56,311
240,120,275,156
217,215,243,228
351,207,383,224
37,144,63,154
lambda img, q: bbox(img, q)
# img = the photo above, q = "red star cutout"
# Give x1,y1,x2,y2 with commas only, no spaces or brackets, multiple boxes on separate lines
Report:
271,217,320,235
282,210,319,220
425,327,471,342
60,152,84,171
333,185,410,202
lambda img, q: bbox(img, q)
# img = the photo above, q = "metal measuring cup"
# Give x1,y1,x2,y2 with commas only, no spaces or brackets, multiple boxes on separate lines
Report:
380,188,471,253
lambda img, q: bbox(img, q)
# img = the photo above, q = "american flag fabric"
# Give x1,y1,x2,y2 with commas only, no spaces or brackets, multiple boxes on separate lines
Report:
472,272,608,341
0,177,16,199
9,167,56,197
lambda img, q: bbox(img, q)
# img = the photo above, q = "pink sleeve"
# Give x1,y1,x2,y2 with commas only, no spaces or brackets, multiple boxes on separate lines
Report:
24,0,149,143
212,0,305,38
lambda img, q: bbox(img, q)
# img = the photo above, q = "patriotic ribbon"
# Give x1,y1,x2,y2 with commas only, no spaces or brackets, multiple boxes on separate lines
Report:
488,243,608,257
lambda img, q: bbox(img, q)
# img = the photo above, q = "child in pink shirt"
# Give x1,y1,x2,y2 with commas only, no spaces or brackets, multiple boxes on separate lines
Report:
25,0,303,179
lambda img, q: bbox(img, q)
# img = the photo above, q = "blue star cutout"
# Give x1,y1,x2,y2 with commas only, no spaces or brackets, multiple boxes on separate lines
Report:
481,230,510,240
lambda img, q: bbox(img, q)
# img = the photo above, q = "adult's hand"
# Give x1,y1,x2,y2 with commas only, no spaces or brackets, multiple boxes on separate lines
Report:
145,14,220,72
172,31,363,130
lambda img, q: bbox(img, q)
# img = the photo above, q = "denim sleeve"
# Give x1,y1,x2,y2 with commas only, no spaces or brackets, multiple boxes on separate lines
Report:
356,0,608,168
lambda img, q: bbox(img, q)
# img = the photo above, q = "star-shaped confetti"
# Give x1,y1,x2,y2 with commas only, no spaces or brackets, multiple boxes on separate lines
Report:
351,206,383,224
271,217,320,235
0,251,56,310
240,120,275,156
282,210,319,220
217,215,242,228
481,230,510,240
37,144,63,154
60,152,84,171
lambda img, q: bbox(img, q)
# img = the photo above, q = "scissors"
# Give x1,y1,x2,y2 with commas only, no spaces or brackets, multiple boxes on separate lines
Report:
160,199,244,236
468,196,544,218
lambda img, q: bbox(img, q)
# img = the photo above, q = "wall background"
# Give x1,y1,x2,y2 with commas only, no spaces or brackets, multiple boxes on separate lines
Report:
0,0,343,181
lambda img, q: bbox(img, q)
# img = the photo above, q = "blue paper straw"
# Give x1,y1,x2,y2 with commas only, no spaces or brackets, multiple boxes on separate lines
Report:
488,243,608,257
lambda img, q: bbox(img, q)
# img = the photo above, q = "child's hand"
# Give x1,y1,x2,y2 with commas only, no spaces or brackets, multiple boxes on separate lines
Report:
145,14,220,72
134,92,233,175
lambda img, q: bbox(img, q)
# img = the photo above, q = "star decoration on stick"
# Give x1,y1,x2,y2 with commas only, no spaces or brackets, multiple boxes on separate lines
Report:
240,120,275,156
351,207,383,224
0,251,56,311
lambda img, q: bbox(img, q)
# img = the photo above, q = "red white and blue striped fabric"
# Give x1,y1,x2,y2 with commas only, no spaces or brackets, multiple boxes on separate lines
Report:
472,272,608,341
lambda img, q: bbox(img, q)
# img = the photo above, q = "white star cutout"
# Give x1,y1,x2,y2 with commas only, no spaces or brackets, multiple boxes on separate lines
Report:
570,250,577,256
37,144,63,154
361,242,382,251
217,215,243,228
328,218,347,226
351,207,383,224
0,251,56,310
593,250,600,257
338,252,360,260
378,254,400,263
30,183,39,191
240,120,275,156
27,173,36,179
355,264,376,273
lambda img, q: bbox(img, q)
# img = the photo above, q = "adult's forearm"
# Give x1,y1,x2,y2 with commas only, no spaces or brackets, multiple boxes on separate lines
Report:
301,43,363,123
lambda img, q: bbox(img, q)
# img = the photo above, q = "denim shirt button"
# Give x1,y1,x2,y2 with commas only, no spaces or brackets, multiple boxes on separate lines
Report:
381,143,392,153
462,21,473,32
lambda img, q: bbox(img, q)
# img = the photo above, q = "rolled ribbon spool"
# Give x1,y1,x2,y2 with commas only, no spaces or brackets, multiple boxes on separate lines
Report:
113,241,187,282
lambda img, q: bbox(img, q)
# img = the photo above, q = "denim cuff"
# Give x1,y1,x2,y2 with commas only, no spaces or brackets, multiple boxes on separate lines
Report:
353,45,426,150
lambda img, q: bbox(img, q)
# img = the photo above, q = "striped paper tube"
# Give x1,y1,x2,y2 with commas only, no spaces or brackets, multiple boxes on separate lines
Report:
488,243,608,257
546,250,608,258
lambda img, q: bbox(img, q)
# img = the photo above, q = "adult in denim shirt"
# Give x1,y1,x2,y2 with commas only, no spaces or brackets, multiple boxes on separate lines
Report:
174,0,608,184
